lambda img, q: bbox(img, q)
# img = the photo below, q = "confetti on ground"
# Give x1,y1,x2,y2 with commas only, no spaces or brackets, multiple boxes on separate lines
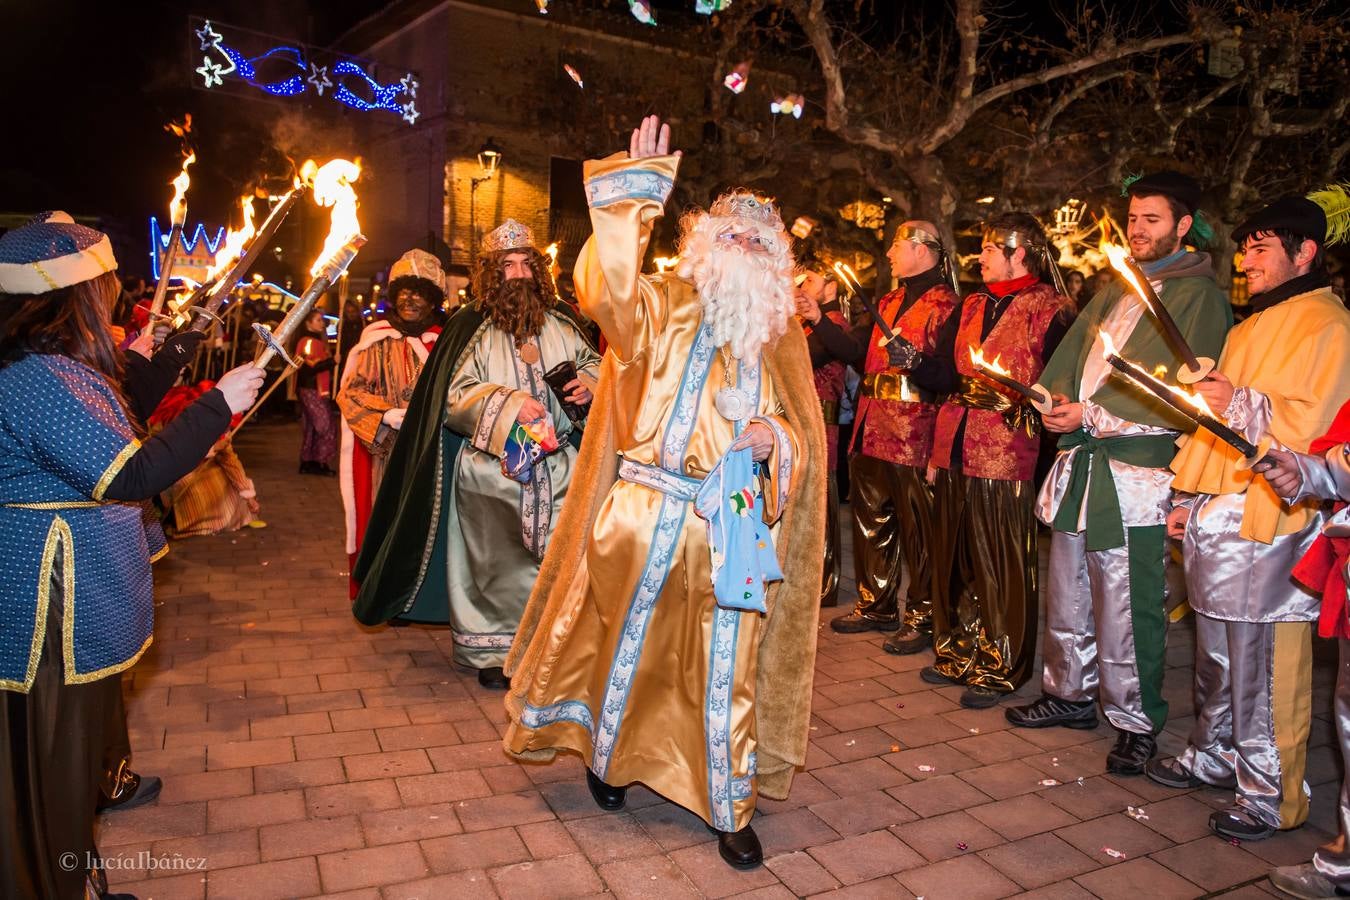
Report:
890,744,900,752
896,702,905,708
1102,847,1127,859
917,765,937,772
1126,806,1149,821
968,728,980,734
261,560,269,566
1051,757,1060,766
1038,778,1060,786
845,740,856,746
956,841,968,851
1076,777,1085,785
1229,837,1242,846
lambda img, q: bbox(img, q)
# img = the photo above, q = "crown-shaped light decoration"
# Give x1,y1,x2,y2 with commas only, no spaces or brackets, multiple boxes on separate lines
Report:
1053,199,1086,235
482,218,536,254
710,191,784,232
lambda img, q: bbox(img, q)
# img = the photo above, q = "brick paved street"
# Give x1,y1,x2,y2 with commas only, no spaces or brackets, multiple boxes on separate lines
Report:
102,420,1343,899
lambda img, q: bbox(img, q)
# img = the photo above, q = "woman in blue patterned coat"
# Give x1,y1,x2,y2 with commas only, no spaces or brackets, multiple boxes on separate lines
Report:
0,213,263,900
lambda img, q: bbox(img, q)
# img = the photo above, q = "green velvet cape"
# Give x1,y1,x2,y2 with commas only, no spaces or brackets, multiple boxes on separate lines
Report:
351,302,590,626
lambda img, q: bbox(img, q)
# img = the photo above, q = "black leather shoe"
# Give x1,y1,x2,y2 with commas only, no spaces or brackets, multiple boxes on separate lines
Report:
1210,807,1277,841
882,624,931,655
96,770,162,813
920,665,964,686
715,825,763,869
1105,729,1157,775
585,769,627,811
1005,694,1098,730
476,666,510,690
829,612,898,634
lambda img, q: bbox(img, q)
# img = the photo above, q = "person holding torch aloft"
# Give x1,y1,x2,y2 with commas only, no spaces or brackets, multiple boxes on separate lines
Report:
1149,188,1350,841
0,213,263,900
1006,172,1232,777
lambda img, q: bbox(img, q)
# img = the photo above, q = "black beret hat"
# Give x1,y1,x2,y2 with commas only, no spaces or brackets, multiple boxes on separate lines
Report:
1126,171,1204,214
1231,196,1326,247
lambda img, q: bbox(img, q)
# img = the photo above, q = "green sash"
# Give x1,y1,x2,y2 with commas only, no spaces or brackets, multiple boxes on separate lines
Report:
1052,430,1177,551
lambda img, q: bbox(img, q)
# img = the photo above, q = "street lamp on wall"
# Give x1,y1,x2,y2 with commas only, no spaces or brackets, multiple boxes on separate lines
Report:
470,137,504,262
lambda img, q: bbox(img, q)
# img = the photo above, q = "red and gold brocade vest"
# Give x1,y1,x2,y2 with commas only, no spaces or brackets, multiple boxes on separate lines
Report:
930,282,1063,481
856,283,959,468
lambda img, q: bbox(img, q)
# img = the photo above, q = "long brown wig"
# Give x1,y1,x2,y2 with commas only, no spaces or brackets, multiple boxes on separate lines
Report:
472,248,557,341
0,270,129,407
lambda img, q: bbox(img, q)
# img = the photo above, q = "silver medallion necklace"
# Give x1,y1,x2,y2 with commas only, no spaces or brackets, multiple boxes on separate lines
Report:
714,346,754,422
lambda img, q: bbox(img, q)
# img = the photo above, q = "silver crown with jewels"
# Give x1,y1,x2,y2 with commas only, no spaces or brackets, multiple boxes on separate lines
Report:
710,191,784,231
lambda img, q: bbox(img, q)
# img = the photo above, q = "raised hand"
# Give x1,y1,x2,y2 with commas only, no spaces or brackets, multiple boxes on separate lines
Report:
628,115,682,161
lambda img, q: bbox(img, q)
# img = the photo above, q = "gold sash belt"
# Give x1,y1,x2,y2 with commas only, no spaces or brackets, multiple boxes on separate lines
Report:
820,400,839,425
950,375,1038,436
861,372,923,404
3,501,106,510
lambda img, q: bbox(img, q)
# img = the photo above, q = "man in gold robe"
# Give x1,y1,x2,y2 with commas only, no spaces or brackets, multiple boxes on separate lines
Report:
352,225,601,690
503,117,827,870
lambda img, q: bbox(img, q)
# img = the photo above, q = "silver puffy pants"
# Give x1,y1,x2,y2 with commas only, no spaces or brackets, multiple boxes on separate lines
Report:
1041,527,1168,735
1178,613,1313,829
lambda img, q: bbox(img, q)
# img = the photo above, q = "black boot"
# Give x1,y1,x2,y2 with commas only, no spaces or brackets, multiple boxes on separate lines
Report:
477,666,510,689
96,767,162,813
1105,729,1157,776
585,769,627,811
882,623,931,655
829,612,897,634
715,825,763,869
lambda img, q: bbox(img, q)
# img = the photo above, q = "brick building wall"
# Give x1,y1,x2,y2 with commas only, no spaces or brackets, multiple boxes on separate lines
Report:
348,0,725,278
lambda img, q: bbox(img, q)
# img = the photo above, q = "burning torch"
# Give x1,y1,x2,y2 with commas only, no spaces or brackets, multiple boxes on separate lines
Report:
1103,244,1214,384
143,150,196,338
231,160,365,437
969,348,1054,414
1098,331,1272,472
187,186,309,333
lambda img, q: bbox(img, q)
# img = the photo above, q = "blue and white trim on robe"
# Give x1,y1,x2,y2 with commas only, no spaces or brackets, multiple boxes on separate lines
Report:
585,169,675,209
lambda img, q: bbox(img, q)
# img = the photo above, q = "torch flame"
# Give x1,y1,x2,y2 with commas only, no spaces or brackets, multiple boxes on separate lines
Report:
1098,329,1214,417
970,346,1014,378
1102,243,1159,313
832,261,863,296
207,195,258,281
301,158,363,277
168,151,196,228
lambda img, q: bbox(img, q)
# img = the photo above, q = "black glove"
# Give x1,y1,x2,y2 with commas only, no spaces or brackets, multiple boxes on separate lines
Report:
157,330,206,370
884,335,921,370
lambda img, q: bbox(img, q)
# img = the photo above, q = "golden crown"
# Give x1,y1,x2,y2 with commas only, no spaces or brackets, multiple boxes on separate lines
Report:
482,219,536,254
709,190,784,231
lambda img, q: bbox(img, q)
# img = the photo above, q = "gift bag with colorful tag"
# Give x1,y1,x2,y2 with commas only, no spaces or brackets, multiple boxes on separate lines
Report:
501,416,559,483
694,445,783,614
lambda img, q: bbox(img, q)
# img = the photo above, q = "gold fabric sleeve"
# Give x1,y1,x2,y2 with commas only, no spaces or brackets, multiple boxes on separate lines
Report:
1171,290,1350,542
575,152,681,360
337,344,398,449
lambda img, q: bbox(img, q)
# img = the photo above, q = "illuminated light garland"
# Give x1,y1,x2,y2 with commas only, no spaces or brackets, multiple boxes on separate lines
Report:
148,218,226,280
308,63,332,96
191,19,418,125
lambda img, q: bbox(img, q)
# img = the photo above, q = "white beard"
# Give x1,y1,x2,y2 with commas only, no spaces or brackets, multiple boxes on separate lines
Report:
677,222,795,361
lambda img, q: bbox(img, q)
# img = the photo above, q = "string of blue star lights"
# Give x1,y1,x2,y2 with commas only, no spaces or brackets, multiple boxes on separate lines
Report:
192,19,420,125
